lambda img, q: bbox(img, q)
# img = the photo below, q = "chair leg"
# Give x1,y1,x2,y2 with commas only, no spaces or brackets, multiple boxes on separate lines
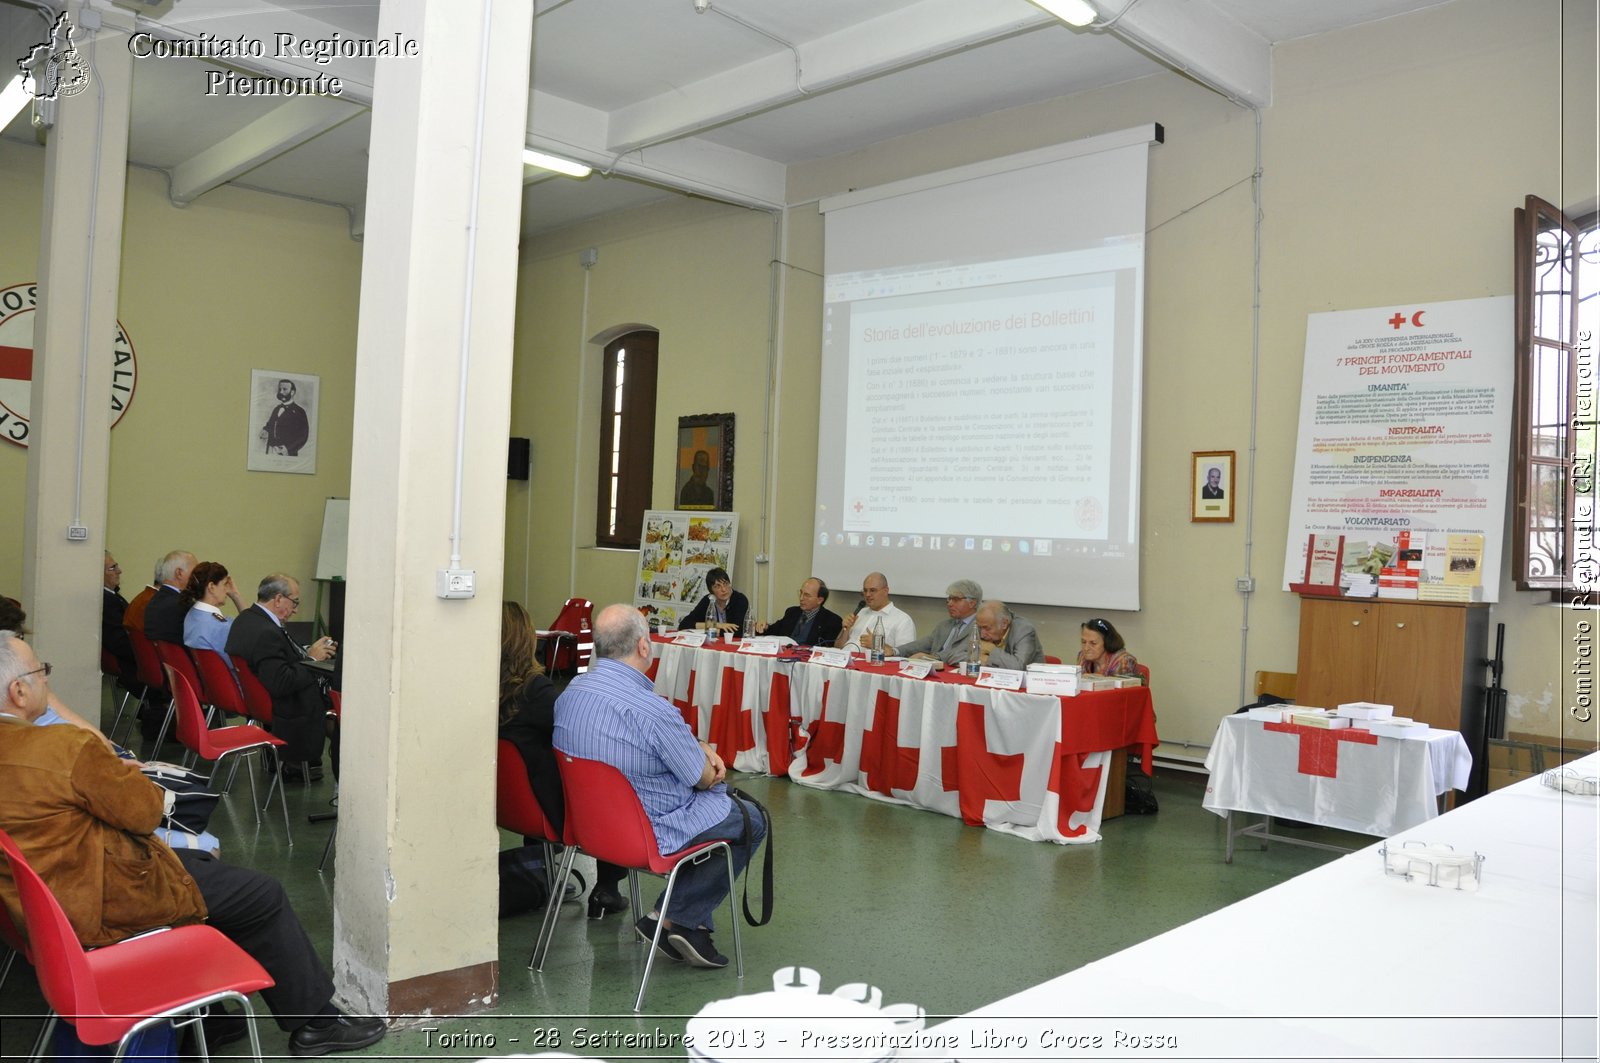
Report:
113,688,147,748
318,819,337,871
107,684,135,743
628,868,645,924
721,843,744,980
531,844,579,970
150,702,175,754
0,945,14,990
636,864,692,1012
261,751,294,846
28,1012,57,1062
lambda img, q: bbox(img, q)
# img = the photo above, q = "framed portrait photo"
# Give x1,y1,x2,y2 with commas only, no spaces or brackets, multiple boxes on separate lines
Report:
247,369,319,475
1191,450,1234,523
675,412,734,512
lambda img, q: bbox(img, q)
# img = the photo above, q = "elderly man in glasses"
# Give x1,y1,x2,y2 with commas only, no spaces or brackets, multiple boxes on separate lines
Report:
225,573,338,781
884,578,983,666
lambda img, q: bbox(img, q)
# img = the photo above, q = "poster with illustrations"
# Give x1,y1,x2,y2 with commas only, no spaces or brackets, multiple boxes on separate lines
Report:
635,510,739,629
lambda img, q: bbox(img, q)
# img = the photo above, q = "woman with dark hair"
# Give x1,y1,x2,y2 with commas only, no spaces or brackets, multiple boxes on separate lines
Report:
1077,617,1142,679
181,561,240,668
498,601,629,919
677,567,749,633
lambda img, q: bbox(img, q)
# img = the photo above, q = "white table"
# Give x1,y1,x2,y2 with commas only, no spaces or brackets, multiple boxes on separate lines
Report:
925,753,1599,1062
1203,713,1472,859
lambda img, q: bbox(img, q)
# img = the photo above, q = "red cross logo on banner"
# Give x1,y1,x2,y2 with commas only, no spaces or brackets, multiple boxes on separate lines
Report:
706,665,754,764
1264,721,1377,777
939,701,1023,826
859,689,919,794
802,679,845,777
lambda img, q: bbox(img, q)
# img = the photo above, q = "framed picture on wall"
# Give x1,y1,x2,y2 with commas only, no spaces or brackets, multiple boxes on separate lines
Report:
1191,450,1234,523
676,413,734,511
247,369,319,475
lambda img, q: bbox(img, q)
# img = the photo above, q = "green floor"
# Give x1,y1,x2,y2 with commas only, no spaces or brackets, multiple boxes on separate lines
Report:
0,689,1373,1060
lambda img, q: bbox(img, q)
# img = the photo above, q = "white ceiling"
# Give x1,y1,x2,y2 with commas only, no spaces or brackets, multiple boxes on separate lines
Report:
1,0,1455,239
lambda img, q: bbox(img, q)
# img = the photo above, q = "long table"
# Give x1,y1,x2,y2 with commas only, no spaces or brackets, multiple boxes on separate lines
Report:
926,753,1599,1061
1203,713,1472,859
648,638,1158,845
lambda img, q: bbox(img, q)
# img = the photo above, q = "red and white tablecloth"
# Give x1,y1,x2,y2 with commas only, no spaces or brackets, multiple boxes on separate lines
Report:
648,638,1159,845
1202,713,1473,836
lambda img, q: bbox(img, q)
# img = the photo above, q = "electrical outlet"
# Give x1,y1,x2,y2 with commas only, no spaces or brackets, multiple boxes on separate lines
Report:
436,568,476,599
66,524,89,541
1235,577,1255,593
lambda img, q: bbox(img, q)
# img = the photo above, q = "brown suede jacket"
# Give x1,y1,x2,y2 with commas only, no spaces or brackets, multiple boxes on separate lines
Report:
0,715,205,948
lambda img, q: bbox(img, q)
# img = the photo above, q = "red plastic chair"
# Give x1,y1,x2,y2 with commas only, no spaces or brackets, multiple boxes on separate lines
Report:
495,740,562,963
1043,654,1063,665
534,752,742,1011
99,649,138,745
165,667,292,844
122,629,169,747
153,642,208,753
536,598,593,676
231,655,274,727
192,648,247,719
1135,662,1151,687
0,828,274,1062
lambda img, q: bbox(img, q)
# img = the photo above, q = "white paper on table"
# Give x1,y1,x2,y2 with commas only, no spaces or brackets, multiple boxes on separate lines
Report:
809,647,853,669
737,638,784,655
898,659,935,679
976,666,1025,690
673,630,707,647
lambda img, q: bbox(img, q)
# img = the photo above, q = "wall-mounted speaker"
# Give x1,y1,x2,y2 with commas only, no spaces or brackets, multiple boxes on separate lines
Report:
508,437,530,481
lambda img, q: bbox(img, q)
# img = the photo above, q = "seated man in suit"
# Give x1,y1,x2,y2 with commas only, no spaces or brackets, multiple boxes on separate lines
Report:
101,552,138,687
142,549,196,645
0,631,386,1056
753,578,842,646
225,574,338,781
885,578,983,666
975,599,1044,670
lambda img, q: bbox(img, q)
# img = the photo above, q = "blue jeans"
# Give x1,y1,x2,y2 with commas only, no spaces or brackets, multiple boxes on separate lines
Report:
659,797,766,932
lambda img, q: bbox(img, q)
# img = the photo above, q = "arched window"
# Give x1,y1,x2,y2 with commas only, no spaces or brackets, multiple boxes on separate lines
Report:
595,329,658,549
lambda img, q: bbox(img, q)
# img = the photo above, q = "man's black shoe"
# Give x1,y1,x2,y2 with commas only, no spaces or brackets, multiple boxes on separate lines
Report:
288,1014,387,1057
588,883,628,919
633,915,682,961
667,926,729,969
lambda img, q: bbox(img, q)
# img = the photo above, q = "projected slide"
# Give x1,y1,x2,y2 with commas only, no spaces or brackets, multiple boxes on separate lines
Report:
813,128,1155,610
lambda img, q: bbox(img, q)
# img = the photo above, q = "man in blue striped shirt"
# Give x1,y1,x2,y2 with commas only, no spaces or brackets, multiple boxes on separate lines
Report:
553,604,765,968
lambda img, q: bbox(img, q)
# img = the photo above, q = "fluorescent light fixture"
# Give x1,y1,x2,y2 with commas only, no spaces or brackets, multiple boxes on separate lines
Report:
0,76,31,131
522,149,591,178
1031,0,1097,27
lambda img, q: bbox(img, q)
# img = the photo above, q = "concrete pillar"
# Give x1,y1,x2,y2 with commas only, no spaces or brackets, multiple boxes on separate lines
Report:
21,2,133,714
334,0,533,1015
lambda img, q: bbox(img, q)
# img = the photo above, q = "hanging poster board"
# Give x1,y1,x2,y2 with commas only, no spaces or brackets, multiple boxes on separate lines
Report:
1281,297,1513,601
634,510,740,628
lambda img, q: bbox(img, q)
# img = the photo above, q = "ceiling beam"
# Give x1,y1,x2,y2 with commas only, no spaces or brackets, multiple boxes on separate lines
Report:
1089,0,1271,108
604,0,1054,155
169,96,361,205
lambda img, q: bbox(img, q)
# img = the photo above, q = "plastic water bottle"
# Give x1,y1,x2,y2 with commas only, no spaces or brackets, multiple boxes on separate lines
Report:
964,628,981,677
870,616,886,664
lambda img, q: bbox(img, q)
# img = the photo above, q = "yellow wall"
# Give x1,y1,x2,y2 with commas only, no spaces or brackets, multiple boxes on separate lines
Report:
0,140,361,605
510,0,1596,754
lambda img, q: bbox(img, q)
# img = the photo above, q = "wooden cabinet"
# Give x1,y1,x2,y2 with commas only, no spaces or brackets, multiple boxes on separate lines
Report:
1295,597,1488,733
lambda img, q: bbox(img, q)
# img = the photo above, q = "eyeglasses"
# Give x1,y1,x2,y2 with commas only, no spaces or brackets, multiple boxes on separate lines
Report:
280,594,300,608
946,595,973,602
17,663,51,681
105,563,121,572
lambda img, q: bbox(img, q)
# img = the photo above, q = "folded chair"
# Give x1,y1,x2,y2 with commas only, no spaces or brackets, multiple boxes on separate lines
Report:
0,828,275,1062
535,752,742,1011
536,598,593,677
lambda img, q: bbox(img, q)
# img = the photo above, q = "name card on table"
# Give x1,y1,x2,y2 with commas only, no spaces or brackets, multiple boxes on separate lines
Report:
738,637,787,655
808,647,854,669
898,659,935,679
673,630,708,647
975,667,1026,691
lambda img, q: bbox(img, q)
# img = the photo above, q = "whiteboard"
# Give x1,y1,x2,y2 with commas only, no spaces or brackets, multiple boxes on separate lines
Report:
315,498,349,581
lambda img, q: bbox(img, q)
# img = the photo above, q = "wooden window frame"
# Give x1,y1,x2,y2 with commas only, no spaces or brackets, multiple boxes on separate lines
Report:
1512,196,1596,597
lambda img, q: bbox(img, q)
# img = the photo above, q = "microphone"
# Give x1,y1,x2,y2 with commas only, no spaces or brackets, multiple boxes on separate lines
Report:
855,598,867,614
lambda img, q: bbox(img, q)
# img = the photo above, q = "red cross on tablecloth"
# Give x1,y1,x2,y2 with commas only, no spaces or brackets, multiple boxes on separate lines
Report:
801,679,844,777
938,700,1023,825
860,688,920,794
1263,721,1378,778
672,670,698,734
706,664,754,764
